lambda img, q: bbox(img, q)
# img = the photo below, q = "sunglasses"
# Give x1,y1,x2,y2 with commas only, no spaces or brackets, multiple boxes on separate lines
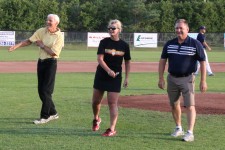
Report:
108,27,117,30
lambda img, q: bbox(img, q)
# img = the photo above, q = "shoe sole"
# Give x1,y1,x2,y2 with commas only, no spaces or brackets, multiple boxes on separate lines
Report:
33,115,59,125
49,115,59,121
33,120,50,125
182,134,194,142
92,126,100,131
171,132,184,137
182,138,194,142
102,131,117,137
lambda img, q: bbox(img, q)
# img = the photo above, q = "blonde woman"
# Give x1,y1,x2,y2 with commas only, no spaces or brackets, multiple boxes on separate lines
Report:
92,19,131,136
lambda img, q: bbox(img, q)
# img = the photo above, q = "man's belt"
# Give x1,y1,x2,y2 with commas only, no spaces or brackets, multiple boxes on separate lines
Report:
170,73,192,78
38,58,57,62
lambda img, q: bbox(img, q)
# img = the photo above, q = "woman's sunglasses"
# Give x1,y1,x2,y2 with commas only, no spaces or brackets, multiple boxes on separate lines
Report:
108,27,117,30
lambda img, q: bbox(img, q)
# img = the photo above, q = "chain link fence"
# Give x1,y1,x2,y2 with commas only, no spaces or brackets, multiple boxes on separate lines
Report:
15,31,224,50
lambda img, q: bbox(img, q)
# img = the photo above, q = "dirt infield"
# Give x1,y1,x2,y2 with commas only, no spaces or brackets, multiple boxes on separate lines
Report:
1,61,224,114
0,61,225,73
112,93,225,114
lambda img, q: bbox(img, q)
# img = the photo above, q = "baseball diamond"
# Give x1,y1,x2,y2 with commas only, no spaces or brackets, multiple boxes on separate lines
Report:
0,61,224,115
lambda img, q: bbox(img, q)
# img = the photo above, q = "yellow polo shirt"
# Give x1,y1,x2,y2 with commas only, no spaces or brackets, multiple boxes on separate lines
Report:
29,27,63,59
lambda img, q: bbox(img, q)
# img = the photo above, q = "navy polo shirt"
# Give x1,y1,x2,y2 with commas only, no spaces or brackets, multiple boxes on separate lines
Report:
197,33,206,48
161,36,205,75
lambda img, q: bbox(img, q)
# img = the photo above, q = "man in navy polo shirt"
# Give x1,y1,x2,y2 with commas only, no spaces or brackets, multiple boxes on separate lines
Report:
158,19,207,142
195,26,214,76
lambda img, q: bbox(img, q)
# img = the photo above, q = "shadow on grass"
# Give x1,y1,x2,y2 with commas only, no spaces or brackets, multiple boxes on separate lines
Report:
0,118,35,124
0,127,99,137
116,131,185,142
0,118,99,136
0,118,185,141
0,128,185,142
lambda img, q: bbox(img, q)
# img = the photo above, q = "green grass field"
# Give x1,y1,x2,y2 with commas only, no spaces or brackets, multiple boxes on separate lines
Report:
0,46,225,149
0,73,225,150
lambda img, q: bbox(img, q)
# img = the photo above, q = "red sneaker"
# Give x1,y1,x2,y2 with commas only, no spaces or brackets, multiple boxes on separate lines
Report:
102,128,117,137
92,117,101,131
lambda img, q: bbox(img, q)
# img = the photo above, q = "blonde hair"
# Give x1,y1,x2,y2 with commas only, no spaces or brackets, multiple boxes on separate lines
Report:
47,14,60,24
108,19,122,32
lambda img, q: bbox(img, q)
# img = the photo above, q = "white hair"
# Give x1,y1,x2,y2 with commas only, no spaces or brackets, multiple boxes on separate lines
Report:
47,14,60,24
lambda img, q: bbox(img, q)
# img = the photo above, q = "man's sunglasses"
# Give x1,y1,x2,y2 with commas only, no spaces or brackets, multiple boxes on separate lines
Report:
108,27,117,30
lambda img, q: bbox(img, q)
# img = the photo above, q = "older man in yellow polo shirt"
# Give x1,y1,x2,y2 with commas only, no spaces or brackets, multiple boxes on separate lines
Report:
8,14,63,124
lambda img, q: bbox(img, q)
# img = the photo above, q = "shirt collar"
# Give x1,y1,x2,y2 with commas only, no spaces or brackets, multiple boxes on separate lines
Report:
175,36,190,44
45,27,61,35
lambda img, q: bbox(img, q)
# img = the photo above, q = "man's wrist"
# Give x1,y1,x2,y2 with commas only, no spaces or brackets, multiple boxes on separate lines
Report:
159,76,164,80
40,44,45,49
200,80,206,83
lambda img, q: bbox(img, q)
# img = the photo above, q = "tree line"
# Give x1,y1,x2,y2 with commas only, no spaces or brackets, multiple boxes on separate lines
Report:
0,0,224,32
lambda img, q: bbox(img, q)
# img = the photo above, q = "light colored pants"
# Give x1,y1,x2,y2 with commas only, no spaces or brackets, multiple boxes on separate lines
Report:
195,49,213,75
167,74,195,107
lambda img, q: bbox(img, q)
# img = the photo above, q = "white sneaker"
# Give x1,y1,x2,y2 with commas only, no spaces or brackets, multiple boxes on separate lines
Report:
33,118,50,125
49,114,59,121
182,132,194,142
171,128,184,137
